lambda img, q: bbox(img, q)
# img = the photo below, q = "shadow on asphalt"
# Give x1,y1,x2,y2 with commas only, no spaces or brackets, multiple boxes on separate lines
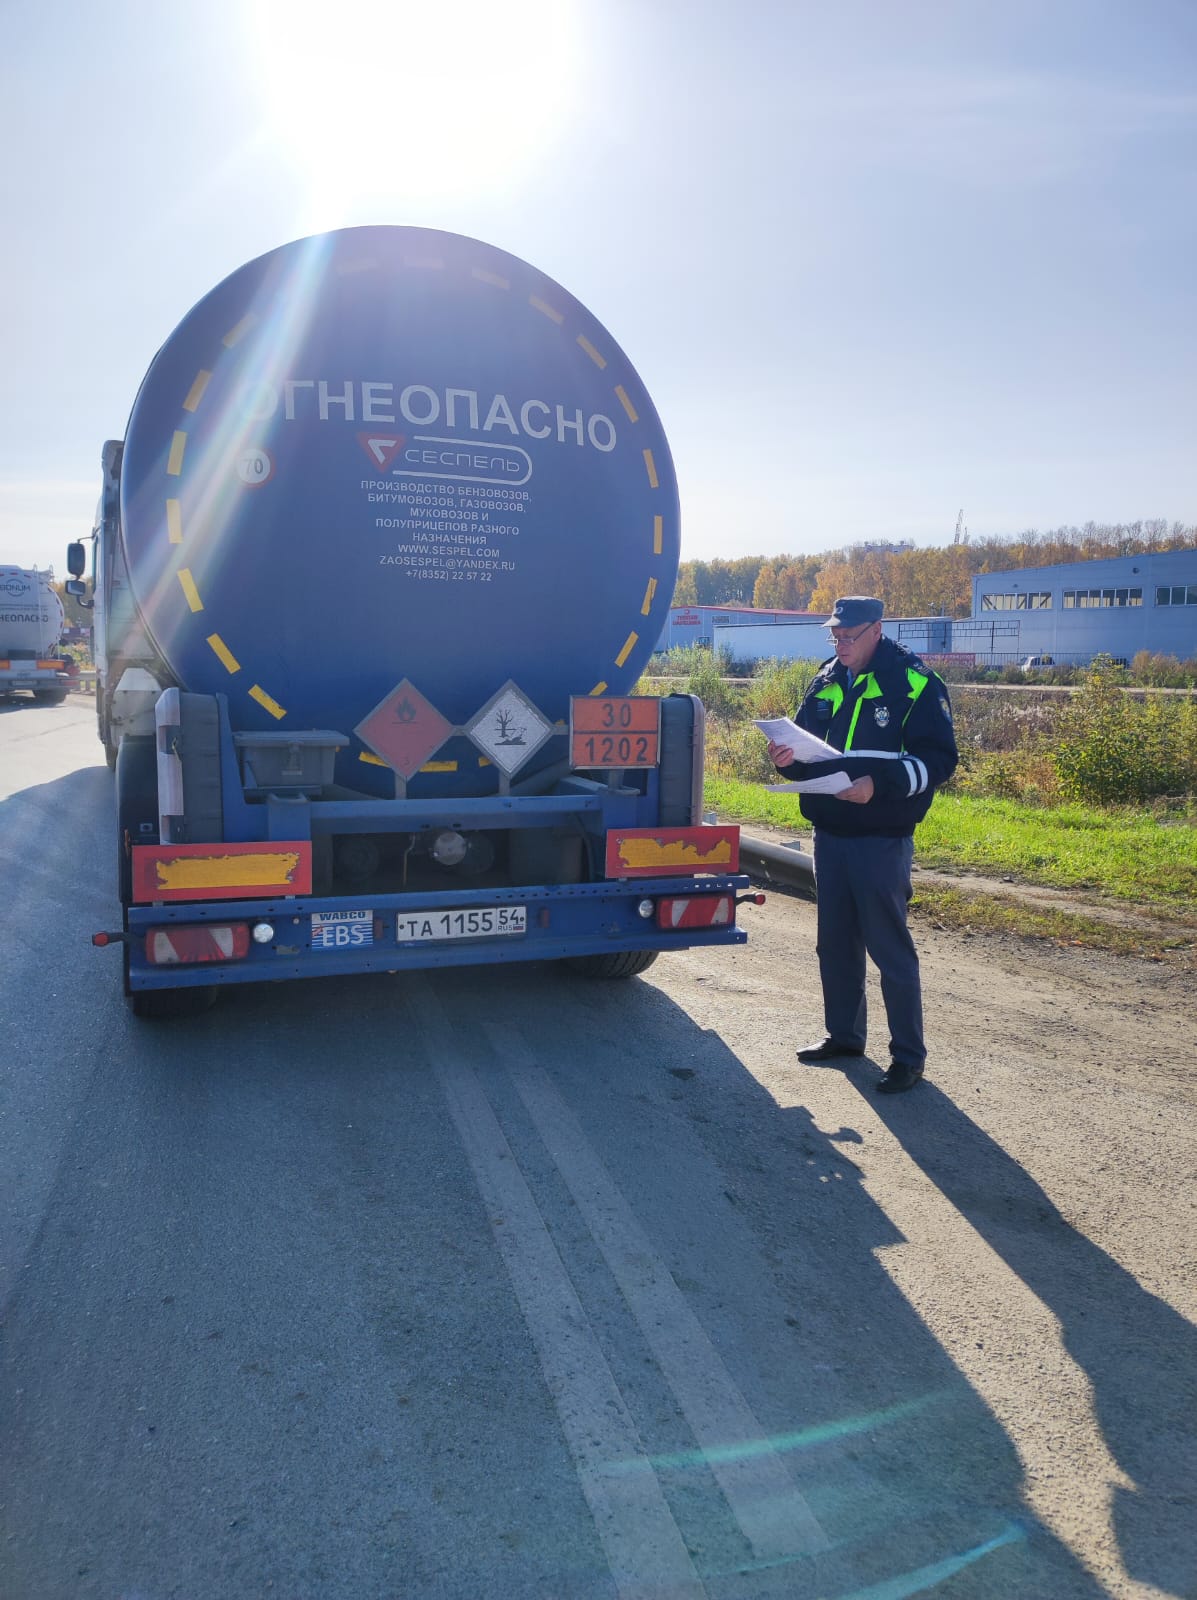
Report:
851,1067,1197,1598
1,765,1118,1598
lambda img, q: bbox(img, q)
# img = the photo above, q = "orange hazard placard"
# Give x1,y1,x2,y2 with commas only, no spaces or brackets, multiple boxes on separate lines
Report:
570,697,660,769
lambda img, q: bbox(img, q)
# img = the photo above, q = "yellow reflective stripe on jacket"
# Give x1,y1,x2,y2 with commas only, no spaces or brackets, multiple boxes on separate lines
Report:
902,668,929,727
844,672,883,751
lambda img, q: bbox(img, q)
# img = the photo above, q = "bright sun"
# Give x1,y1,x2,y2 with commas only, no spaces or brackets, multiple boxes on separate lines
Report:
246,0,583,220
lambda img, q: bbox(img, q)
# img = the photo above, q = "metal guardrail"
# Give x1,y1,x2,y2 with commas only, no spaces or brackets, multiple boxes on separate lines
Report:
737,832,816,895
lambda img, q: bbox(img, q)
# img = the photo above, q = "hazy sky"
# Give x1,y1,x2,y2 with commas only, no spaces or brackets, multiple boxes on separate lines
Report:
2,0,1194,574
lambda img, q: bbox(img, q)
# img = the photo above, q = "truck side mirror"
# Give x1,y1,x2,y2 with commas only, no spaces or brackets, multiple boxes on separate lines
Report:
67,541,86,578
65,579,87,598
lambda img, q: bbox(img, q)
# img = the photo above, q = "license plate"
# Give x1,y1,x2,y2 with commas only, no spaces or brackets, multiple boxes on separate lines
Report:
311,909,374,950
396,905,527,943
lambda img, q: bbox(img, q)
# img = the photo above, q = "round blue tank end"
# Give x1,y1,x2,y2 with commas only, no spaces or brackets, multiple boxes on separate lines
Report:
120,226,680,793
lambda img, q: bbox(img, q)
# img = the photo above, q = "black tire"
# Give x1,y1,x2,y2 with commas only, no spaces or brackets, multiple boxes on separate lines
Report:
123,941,217,1019
176,692,224,843
115,735,159,907
311,834,335,894
564,949,659,980
98,683,116,763
508,829,585,886
128,984,218,1019
33,689,68,706
658,694,704,826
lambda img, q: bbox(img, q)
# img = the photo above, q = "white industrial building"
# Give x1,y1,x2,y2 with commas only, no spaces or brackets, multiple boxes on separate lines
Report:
655,604,820,651
706,550,1197,668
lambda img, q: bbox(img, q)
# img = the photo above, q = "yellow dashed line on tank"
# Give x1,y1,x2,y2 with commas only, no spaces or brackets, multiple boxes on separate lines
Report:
615,385,638,422
478,757,492,767
643,449,659,489
530,295,564,325
615,632,638,669
167,432,187,476
206,633,240,674
577,335,606,369
166,499,183,544
359,751,387,767
222,315,256,348
176,569,203,612
421,761,458,773
654,515,664,555
183,371,212,413
473,267,510,289
249,685,286,720
641,578,657,615
589,682,608,696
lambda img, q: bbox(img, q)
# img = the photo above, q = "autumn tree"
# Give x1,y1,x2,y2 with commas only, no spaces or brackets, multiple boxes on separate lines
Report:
673,521,1196,614
752,554,822,610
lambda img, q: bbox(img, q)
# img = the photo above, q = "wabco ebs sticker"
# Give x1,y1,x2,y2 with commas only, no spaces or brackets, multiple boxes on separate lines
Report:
311,909,373,950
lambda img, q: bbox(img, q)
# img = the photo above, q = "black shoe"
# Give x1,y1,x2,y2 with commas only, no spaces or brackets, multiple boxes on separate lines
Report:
876,1061,924,1094
797,1038,865,1064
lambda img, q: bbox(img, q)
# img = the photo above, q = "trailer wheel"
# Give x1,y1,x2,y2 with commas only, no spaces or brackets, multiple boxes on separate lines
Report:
33,689,68,706
98,684,118,767
115,735,159,907
127,981,218,1020
564,950,659,980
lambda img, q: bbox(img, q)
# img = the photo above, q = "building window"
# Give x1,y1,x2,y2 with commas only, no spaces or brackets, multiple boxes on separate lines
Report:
981,592,1052,611
1063,588,1143,608
1156,585,1197,607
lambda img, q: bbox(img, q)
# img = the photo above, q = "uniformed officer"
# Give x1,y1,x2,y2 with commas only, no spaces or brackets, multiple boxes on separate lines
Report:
767,596,958,1093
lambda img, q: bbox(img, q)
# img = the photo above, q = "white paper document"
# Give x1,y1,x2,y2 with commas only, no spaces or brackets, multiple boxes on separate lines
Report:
753,717,841,763
767,772,854,795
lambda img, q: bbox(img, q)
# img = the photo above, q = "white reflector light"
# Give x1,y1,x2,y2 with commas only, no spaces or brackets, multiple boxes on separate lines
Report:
146,924,251,965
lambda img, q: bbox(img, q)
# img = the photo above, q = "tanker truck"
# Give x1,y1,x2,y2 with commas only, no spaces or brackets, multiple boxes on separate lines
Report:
0,566,75,704
67,226,758,1016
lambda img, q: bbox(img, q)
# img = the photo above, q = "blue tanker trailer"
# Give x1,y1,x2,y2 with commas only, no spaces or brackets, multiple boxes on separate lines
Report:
68,226,758,1016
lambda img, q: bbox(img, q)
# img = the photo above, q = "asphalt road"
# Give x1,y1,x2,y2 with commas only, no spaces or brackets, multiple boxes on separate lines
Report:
2,699,1193,1600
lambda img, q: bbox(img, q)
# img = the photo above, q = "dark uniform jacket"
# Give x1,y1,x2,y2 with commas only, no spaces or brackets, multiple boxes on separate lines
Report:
777,636,959,838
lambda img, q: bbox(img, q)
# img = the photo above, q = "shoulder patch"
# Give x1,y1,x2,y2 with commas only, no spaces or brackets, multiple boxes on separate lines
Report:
939,695,953,721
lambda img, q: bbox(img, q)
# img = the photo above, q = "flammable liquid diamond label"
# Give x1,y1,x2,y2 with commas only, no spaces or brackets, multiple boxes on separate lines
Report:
355,678,453,779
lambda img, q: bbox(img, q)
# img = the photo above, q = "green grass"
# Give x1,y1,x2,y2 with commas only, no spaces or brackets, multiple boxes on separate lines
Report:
705,779,1197,909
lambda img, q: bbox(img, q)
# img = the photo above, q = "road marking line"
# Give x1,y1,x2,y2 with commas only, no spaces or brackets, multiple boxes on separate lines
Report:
406,981,706,1599
486,1022,830,1564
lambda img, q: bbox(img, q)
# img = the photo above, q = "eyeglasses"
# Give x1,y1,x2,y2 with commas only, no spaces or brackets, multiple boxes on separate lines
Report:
829,622,878,645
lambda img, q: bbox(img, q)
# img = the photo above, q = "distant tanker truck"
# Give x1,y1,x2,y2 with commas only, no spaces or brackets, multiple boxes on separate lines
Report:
68,225,758,1016
0,566,74,704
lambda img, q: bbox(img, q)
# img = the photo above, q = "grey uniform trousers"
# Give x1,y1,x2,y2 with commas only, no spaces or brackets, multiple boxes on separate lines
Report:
811,830,925,1069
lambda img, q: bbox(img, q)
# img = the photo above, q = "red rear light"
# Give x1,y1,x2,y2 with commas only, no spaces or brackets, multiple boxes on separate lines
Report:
655,894,734,931
145,924,251,965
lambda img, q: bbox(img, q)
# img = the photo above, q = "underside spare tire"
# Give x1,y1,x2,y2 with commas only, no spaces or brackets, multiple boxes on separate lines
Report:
156,689,224,844
658,693,706,826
